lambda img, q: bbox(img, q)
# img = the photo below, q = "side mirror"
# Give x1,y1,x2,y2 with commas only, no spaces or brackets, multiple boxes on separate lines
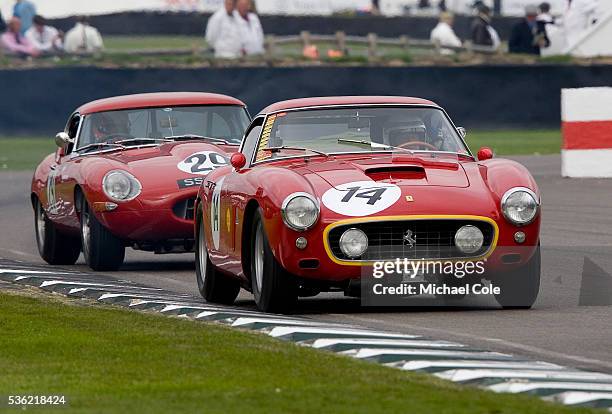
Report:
456,127,467,139
477,146,494,161
55,132,73,148
230,153,246,170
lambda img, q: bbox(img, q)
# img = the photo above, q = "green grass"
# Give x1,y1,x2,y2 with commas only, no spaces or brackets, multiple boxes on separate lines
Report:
105,35,206,51
0,137,55,171
0,291,597,413
0,130,560,172
465,129,561,156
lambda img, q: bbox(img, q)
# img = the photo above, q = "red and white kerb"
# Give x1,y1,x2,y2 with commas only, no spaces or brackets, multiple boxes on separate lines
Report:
562,87,612,177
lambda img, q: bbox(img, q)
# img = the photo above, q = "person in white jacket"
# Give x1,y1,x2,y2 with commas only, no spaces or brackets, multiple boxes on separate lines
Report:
236,0,264,56
205,0,242,59
564,0,600,46
430,12,462,54
63,16,104,54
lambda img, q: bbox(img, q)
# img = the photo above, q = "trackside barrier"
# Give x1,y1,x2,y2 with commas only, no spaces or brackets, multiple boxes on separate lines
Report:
562,87,612,178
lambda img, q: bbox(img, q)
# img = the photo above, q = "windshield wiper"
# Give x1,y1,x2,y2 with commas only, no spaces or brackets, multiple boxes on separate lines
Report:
114,138,173,145
264,146,329,157
77,142,126,153
165,135,235,145
337,138,414,155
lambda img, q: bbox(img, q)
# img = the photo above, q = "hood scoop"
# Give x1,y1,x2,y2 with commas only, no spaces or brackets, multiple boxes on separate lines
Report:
364,165,426,181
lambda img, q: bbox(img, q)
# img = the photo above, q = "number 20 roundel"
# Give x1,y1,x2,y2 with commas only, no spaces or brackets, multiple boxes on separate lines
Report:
322,181,401,216
177,151,228,176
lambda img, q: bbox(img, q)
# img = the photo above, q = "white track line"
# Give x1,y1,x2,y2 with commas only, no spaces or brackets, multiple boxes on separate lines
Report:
489,381,612,394
310,338,461,350
436,369,612,383
400,360,565,371
345,348,513,360
544,391,612,406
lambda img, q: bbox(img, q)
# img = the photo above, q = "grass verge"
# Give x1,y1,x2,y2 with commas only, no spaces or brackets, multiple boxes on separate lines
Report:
0,291,597,413
0,130,560,172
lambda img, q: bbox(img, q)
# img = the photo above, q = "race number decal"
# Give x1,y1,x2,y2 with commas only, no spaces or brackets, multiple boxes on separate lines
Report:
321,181,401,216
177,151,228,176
210,177,225,250
46,169,59,214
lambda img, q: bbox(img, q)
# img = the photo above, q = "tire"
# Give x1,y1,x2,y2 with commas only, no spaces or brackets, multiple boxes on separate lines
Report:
494,244,541,309
250,209,297,313
34,199,81,265
80,197,125,271
195,206,240,304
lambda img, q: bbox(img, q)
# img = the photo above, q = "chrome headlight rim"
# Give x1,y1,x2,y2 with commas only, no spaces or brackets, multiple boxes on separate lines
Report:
281,192,320,232
339,227,369,259
102,170,142,202
501,187,540,226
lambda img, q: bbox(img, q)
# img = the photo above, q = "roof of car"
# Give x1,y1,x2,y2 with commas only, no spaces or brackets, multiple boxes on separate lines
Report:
259,96,439,114
77,92,246,115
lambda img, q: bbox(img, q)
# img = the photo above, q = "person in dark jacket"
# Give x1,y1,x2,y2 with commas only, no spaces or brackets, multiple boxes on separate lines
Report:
0,10,7,33
471,5,498,47
509,5,550,54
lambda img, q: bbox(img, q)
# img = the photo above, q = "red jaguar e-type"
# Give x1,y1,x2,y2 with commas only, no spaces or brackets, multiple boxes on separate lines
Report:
32,92,250,271
194,96,541,312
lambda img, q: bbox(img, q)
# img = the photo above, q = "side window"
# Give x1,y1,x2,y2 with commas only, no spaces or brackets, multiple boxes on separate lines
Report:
65,115,81,154
241,117,264,166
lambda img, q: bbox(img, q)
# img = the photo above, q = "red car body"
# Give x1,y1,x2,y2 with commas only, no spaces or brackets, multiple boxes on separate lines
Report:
32,92,249,270
195,97,541,311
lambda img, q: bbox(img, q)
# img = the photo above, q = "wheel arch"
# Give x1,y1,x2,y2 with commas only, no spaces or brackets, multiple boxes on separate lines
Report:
241,199,261,282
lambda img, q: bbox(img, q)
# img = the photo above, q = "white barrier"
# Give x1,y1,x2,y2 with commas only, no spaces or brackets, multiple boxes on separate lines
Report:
561,87,612,178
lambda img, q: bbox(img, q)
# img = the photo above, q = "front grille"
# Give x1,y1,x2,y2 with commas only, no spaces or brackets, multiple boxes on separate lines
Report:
328,219,495,261
173,197,196,221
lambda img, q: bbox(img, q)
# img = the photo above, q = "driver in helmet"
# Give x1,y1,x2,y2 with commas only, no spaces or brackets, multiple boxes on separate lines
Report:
91,112,131,143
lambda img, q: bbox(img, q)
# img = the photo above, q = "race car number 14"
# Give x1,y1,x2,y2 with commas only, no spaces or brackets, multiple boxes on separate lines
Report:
322,181,401,216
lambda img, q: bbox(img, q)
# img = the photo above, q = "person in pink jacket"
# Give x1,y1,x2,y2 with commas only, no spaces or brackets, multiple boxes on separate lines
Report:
1,17,40,57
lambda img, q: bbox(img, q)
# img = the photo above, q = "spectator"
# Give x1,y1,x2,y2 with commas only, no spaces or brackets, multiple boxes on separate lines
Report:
564,0,599,46
0,10,6,33
1,17,39,57
537,2,555,24
25,15,63,55
236,0,264,56
205,0,242,58
471,5,500,49
13,0,36,35
64,16,104,54
430,12,462,54
509,5,549,54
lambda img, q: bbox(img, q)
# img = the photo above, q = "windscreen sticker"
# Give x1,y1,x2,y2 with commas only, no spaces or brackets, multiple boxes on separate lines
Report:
177,151,228,175
255,114,277,162
321,181,401,216
210,176,225,250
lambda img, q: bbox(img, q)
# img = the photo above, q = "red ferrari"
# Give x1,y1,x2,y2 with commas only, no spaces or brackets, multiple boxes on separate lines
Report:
32,92,250,271
195,97,541,312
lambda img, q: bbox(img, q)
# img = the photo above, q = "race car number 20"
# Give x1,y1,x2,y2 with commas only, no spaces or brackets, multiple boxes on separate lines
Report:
177,151,228,175
322,181,401,216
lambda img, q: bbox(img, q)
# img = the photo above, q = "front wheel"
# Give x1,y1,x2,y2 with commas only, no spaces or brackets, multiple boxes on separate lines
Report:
80,198,125,271
493,244,541,309
250,209,297,313
34,199,81,265
195,206,240,304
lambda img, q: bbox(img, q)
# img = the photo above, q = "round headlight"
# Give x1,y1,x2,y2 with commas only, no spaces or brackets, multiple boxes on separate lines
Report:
102,170,142,202
281,193,319,231
339,228,368,259
501,187,539,225
454,225,484,254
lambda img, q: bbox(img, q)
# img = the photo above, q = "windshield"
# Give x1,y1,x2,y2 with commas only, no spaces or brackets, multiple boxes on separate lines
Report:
78,105,250,149
253,107,469,162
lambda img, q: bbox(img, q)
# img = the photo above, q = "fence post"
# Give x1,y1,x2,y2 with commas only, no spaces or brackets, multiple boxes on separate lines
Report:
335,31,346,54
300,31,311,48
399,35,409,52
367,33,378,62
265,35,276,60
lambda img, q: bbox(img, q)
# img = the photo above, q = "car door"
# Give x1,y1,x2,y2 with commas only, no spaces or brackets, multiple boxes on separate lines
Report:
53,113,82,229
216,117,264,276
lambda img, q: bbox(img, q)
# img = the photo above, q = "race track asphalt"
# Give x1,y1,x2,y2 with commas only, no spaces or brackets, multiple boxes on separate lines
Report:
1,154,611,373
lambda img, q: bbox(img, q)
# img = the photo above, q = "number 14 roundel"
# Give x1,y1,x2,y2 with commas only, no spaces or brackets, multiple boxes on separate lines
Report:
321,181,401,216
177,151,228,175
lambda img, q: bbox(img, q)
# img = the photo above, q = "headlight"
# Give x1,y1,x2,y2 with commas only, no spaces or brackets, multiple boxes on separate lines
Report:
281,193,319,231
454,225,484,254
501,187,539,225
339,228,368,258
102,170,142,202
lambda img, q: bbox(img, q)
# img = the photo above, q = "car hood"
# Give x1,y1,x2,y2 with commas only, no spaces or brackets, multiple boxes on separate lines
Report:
302,153,470,189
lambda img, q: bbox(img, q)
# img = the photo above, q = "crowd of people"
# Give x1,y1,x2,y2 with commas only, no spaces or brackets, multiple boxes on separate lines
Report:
0,0,104,58
205,0,264,59
430,0,604,56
